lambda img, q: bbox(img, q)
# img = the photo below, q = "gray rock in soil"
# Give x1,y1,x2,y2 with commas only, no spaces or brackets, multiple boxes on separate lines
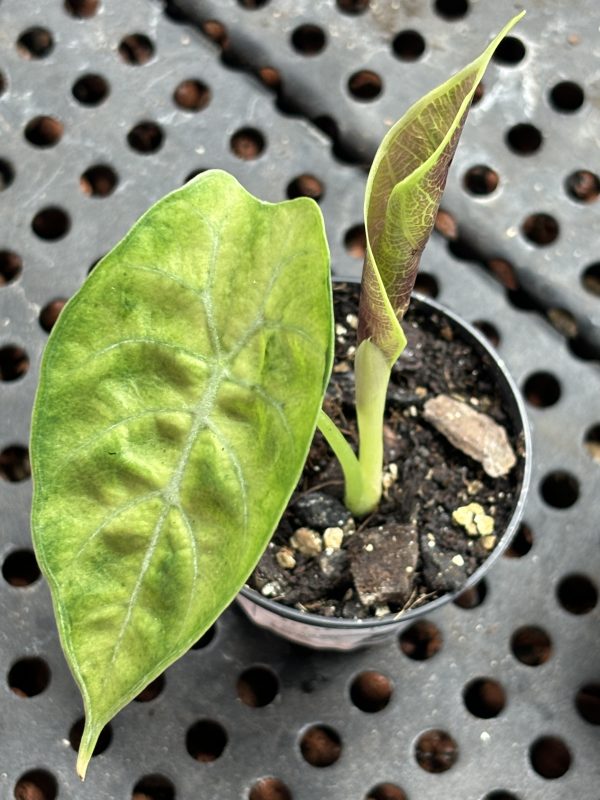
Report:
423,394,516,478
348,523,418,607
292,492,353,531
420,538,470,593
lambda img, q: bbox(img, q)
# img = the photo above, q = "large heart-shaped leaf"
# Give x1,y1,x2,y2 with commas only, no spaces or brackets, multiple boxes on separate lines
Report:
358,12,525,364
31,170,332,777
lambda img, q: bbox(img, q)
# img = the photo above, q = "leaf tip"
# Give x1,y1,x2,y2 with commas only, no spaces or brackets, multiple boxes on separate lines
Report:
75,720,101,780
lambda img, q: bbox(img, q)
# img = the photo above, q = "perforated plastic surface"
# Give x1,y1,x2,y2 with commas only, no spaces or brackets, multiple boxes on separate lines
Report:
175,0,600,351
1,2,599,799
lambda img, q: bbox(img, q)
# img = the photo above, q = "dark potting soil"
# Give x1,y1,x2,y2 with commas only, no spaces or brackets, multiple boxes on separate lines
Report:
248,283,525,619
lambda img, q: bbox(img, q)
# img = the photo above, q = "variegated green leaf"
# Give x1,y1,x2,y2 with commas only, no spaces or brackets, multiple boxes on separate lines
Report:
358,12,525,364
30,170,333,777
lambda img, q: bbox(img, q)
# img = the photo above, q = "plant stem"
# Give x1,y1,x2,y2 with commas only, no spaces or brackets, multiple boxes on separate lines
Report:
353,339,391,515
317,340,391,517
317,410,364,506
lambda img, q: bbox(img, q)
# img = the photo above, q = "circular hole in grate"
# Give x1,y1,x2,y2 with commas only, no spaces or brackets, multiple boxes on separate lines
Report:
0,71,6,96
184,168,208,184
119,33,155,65
487,259,519,291
80,164,118,197
413,273,439,298
69,718,112,756
14,770,58,800
40,299,67,332
17,27,54,59
581,262,600,296
248,777,292,800
0,446,31,482
472,320,500,348
88,254,106,274
237,0,270,7
569,335,599,361
286,174,324,202
258,66,281,90
471,82,484,105
237,666,279,707
399,619,442,660
0,158,15,190
415,729,458,773
435,208,458,240
505,123,542,155
454,578,487,609
492,36,526,65
483,793,520,800
521,213,559,246
575,684,600,725
201,20,228,48
557,574,597,614
173,79,211,112
392,30,425,61
463,677,506,718
336,0,369,13
0,251,23,286
72,73,109,105
291,25,326,56
191,624,216,649
540,471,579,509
529,736,571,779
547,307,577,339
186,720,228,762
0,345,29,381
24,116,63,148
434,0,469,19
365,785,407,800
550,81,584,113
511,625,552,666
134,674,165,703
463,165,499,195
344,224,366,259
31,207,70,241
230,128,265,160
584,424,600,463
2,549,40,587
64,0,99,17
504,522,533,558
348,70,382,101
300,725,342,767
132,774,175,800
127,122,164,154
506,287,538,311
565,170,599,203
8,657,50,698
350,671,393,713
523,372,560,408
448,237,479,262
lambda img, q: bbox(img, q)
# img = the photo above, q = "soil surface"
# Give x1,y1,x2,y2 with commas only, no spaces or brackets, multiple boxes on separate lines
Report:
248,283,525,619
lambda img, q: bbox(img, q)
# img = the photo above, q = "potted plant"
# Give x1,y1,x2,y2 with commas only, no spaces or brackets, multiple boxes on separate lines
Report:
30,12,528,778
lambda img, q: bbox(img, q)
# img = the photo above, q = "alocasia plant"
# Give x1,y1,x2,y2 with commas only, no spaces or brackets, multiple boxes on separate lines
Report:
30,12,523,777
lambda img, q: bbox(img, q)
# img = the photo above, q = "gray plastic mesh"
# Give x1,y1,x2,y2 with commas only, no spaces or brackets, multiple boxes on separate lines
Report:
1,1,599,798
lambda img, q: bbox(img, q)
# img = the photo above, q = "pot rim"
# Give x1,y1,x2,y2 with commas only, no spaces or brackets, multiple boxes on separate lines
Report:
240,288,532,631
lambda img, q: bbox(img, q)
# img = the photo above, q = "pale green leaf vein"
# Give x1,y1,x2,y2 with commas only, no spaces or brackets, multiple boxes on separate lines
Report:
89,338,216,368
205,419,249,536
57,407,196,468
224,373,293,443
67,489,164,567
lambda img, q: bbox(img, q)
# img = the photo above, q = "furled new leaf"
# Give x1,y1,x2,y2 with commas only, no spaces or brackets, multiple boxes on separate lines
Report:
358,12,525,364
30,170,333,778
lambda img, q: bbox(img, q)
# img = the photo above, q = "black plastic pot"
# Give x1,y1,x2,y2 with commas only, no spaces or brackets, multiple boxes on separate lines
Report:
237,290,532,650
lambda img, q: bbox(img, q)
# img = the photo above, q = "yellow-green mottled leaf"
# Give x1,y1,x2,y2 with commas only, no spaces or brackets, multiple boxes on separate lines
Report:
30,170,333,777
358,12,525,364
